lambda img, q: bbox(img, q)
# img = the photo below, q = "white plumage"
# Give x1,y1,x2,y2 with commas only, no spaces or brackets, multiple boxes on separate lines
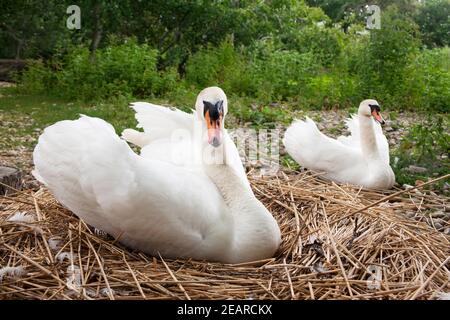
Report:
122,91,248,189
283,99,395,190
33,87,280,263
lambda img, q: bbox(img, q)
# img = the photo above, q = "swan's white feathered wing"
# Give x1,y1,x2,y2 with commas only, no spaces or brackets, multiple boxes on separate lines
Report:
283,117,368,183
131,102,194,141
33,116,234,261
337,115,390,164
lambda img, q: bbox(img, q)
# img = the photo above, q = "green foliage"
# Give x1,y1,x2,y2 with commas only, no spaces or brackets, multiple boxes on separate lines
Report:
415,0,450,47
16,39,179,101
7,1,450,113
233,102,292,128
14,60,56,94
402,47,450,112
185,38,320,102
281,154,301,171
304,72,360,109
0,0,69,59
392,116,450,187
352,6,421,105
290,26,345,67
185,39,256,97
251,49,319,101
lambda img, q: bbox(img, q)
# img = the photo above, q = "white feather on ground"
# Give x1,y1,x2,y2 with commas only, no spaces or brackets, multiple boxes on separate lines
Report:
100,288,116,296
7,211,35,223
48,237,62,251
56,252,73,263
66,265,81,292
0,266,27,282
435,292,450,300
7,211,43,234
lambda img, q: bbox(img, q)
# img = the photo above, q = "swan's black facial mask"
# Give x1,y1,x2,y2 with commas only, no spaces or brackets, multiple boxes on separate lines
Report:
369,104,385,125
203,100,224,148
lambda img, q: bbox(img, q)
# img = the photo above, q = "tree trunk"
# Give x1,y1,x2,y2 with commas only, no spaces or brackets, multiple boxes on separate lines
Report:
15,39,24,60
89,2,103,62
0,166,22,196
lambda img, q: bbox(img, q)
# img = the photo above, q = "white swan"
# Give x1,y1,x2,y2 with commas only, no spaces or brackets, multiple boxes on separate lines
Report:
33,87,281,263
283,99,395,190
121,87,250,190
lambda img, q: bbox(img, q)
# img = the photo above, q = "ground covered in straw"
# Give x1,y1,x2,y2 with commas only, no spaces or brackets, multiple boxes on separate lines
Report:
0,170,448,300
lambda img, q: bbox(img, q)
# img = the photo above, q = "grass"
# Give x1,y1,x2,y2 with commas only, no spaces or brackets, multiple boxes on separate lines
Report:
0,88,293,135
0,90,136,137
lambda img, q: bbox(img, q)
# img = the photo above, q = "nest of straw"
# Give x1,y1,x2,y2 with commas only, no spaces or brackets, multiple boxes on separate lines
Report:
0,171,449,300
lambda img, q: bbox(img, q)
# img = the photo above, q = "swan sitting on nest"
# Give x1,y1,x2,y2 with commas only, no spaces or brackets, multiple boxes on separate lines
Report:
283,99,395,190
33,87,281,263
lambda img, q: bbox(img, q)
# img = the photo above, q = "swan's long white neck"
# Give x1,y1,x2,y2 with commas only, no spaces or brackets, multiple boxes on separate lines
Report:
359,115,381,162
201,127,281,263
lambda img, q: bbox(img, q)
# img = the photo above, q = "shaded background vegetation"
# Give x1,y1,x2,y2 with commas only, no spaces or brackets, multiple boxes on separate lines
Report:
0,0,448,186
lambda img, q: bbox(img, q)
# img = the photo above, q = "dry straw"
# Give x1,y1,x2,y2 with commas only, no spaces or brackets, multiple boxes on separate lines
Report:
0,171,449,300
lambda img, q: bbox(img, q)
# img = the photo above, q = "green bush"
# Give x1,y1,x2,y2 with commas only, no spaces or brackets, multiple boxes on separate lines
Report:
56,40,161,100
186,38,321,102
403,47,450,112
185,39,257,97
392,116,450,188
15,25,448,113
303,71,360,109
250,48,319,101
15,60,56,94
17,39,177,101
349,6,421,107
290,26,345,67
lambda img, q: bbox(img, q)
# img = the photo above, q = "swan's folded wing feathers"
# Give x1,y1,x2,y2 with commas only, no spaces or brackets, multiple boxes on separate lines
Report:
283,117,362,173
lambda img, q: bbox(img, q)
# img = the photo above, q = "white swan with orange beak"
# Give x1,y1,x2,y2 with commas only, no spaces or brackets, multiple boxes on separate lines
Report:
33,87,281,263
122,87,249,188
283,99,395,190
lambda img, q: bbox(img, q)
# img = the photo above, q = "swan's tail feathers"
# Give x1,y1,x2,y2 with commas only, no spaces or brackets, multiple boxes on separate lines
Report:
32,116,136,235
345,114,359,136
128,102,193,142
283,117,322,168
121,129,152,148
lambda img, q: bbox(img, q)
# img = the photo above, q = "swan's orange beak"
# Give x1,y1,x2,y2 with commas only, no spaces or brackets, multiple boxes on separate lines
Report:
203,100,224,148
205,111,222,148
371,110,385,125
